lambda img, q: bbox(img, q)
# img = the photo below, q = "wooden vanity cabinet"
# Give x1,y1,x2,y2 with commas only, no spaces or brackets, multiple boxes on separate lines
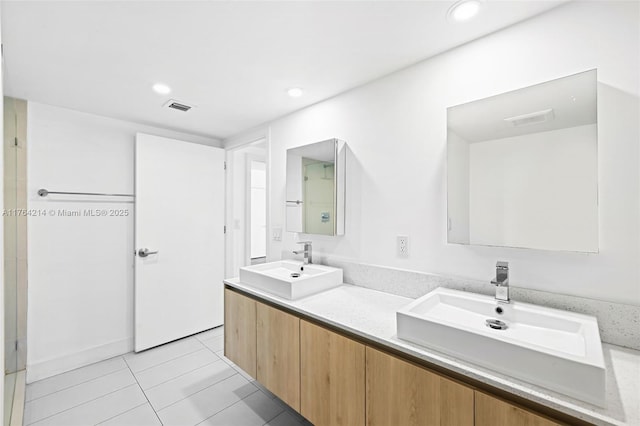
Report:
475,392,562,426
223,289,257,378
224,287,574,426
256,302,301,411
366,347,474,426
300,320,366,426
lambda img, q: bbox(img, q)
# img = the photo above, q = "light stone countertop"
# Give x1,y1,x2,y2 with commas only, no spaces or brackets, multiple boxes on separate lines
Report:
224,279,640,426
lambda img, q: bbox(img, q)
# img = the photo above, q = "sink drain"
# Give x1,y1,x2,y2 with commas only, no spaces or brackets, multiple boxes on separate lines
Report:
290,272,301,278
485,319,508,330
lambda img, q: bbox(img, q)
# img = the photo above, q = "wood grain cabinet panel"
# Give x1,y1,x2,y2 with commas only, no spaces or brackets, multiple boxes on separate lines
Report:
256,302,301,411
224,286,574,426
366,347,473,426
475,391,562,426
223,289,256,378
300,320,365,426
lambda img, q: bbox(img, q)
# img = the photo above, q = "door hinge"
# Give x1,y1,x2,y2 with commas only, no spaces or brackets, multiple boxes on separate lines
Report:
224,225,227,234
15,340,18,351
224,161,227,171
14,137,18,147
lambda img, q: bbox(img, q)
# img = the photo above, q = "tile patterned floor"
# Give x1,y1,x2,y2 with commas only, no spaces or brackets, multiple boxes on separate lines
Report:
24,327,311,426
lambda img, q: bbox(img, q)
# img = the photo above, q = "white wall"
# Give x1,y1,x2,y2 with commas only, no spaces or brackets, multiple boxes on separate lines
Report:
266,1,640,305
26,102,220,382
468,124,598,252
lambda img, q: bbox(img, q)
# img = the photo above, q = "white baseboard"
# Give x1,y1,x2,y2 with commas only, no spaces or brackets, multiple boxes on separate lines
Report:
26,338,133,383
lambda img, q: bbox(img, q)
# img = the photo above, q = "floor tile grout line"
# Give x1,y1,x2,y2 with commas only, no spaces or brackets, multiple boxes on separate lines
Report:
131,345,217,385
192,395,248,426
192,387,282,426
94,401,148,425
195,335,223,344
141,357,222,392
215,356,249,378
25,365,130,404
203,345,225,362
25,330,223,425
129,342,206,374
214,352,255,379
192,325,224,340
25,383,139,426
154,372,259,413
201,342,225,353
153,372,243,413
198,333,224,345
194,330,224,343
192,388,262,426
260,410,304,426
25,357,128,403
258,397,287,425
123,356,165,425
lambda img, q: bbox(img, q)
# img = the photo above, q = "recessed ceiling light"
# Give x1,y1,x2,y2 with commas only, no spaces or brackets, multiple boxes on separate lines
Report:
152,83,171,95
448,0,481,22
287,88,304,98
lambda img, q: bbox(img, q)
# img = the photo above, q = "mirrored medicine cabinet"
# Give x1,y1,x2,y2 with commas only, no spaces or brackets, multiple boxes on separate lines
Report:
286,138,346,236
447,69,598,253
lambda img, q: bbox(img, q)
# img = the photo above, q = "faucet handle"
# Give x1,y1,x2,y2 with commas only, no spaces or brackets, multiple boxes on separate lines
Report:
496,261,509,270
492,261,509,287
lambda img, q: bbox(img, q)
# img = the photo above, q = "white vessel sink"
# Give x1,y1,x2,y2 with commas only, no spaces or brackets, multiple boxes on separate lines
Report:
239,260,343,300
396,287,606,406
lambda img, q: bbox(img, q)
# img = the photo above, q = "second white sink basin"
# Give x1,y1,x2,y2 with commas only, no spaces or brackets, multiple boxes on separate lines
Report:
239,260,342,300
397,287,606,406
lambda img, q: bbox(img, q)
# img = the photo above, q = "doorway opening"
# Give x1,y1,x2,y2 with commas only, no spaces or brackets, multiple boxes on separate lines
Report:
249,159,267,264
225,138,268,278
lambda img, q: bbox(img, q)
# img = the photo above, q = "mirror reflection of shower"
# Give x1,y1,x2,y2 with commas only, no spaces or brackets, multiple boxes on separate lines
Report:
303,159,335,235
321,163,334,180
285,138,346,236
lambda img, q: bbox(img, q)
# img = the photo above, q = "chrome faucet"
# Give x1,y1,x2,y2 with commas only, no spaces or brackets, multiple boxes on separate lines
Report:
293,241,313,265
491,261,510,303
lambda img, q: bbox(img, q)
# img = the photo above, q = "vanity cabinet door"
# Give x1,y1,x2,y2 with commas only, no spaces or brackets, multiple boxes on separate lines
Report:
366,347,473,426
223,289,257,378
475,392,561,426
300,320,365,426
256,302,301,411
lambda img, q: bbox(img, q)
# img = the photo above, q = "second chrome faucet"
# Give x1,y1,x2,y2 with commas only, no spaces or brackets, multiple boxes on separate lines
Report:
293,241,313,264
491,261,510,303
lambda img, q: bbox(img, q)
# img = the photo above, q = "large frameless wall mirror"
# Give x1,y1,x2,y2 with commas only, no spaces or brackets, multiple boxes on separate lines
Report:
447,69,598,252
286,138,346,236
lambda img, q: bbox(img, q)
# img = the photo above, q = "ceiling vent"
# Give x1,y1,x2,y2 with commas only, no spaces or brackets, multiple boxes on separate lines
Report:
504,108,554,127
164,100,193,112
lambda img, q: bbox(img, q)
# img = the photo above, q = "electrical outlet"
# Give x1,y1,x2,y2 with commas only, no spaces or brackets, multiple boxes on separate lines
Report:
397,235,409,257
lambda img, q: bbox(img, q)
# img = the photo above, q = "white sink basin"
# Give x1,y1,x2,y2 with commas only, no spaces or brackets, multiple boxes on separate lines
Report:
397,287,605,406
239,260,343,300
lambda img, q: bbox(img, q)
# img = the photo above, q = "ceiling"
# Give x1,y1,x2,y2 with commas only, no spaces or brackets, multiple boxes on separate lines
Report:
1,1,567,140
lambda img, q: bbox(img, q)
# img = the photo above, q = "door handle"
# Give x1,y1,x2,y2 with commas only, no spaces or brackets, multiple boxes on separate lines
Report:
138,248,159,257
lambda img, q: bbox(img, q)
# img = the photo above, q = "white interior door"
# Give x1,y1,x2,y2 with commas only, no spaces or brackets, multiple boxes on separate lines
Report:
135,133,225,352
